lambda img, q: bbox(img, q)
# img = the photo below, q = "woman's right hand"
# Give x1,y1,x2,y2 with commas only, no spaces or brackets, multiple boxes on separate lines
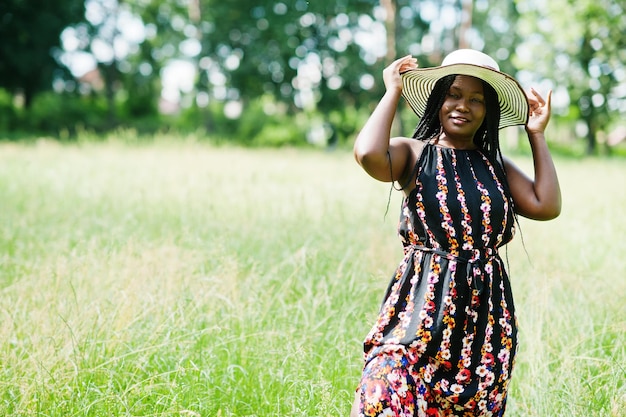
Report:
382,55,418,93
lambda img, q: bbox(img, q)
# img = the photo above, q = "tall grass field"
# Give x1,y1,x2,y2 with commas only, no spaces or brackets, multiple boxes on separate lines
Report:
1,138,624,416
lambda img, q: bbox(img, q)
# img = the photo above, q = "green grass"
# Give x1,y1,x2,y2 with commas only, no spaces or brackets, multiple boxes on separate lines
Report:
0,139,624,416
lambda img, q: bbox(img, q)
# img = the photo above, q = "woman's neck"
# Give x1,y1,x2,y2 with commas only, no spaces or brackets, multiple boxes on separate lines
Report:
435,133,477,150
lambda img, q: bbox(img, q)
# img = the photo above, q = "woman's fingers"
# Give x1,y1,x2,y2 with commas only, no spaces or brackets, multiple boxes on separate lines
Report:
398,55,418,72
383,55,418,91
530,87,545,105
527,88,552,115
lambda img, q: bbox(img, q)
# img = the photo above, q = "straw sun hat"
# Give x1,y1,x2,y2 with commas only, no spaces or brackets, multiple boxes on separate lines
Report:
401,49,529,129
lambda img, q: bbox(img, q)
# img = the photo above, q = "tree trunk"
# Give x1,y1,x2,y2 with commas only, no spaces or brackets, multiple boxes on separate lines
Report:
23,87,34,110
101,63,117,128
459,0,473,48
585,115,597,155
579,31,597,155
381,0,403,135
381,0,396,62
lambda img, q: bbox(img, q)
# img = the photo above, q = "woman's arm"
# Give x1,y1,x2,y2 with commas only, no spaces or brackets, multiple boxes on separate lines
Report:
353,55,418,183
505,88,562,220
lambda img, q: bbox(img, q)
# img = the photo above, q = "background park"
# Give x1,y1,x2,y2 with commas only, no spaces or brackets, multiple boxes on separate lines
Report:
1,0,625,416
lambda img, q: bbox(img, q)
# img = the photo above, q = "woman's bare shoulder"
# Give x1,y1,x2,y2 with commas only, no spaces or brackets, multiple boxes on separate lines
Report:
394,137,427,161
390,137,427,191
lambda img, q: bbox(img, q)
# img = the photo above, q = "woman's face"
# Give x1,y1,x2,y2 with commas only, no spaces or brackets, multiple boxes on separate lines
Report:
438,75,486,142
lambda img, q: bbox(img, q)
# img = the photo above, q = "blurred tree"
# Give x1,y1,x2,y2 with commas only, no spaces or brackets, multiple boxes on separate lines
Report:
0,0,85,108
5,0,623,154
121,0,190,120
471,0,523,77
192,0,385,135
191,0,525,126
515,0,626,154
85,0,124,126
59,0,190,127
186,0,483,143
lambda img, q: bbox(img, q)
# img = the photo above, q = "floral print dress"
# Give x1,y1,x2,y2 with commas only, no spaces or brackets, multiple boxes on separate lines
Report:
357,143,518,417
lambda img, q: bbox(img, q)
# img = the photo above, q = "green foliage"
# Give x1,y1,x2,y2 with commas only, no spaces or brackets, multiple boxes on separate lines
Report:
25,92,109,135
199,0,379,117
328,105,373,145
0,89,16,132
172,98,312,147
254,123,303,147
234,99,307,147
515,0,626,153
121,76,158,119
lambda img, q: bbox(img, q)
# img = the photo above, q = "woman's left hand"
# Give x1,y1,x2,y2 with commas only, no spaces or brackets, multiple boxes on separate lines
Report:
506,87,561,221
525,88,552,135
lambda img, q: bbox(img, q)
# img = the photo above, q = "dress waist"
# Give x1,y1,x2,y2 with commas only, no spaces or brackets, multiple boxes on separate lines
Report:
404,245,500,295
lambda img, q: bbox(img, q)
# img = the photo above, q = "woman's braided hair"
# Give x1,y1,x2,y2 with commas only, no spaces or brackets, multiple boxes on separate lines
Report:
411,74,512,201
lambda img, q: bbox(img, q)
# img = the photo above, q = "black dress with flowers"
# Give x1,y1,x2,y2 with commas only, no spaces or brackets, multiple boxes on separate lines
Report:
357,143,518,417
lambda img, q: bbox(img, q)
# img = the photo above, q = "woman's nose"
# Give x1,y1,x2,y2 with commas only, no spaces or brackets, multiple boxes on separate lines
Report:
456,98,470,112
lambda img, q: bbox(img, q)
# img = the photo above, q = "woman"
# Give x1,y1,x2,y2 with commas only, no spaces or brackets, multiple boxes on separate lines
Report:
351,50,561,416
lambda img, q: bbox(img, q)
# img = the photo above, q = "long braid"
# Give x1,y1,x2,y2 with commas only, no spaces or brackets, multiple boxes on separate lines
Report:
478,80,513,206
477,80,528,264
411,75,455,140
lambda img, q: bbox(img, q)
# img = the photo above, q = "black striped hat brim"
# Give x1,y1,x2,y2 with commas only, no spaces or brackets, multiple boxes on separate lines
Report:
401,63,529,129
